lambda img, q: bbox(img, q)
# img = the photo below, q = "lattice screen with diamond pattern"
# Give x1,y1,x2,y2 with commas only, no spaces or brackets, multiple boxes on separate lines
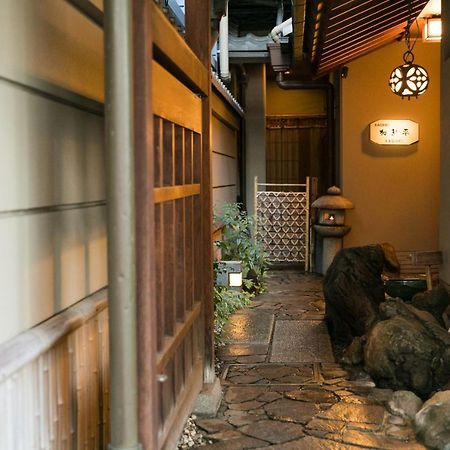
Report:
256,181,310,266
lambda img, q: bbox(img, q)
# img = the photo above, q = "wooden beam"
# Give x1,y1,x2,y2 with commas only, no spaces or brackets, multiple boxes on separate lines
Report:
156,302,202,372
154,184,201,204
132,0,158,448
185,0,216,385
212,91,241,130
151,2,209,96
153,62,203,134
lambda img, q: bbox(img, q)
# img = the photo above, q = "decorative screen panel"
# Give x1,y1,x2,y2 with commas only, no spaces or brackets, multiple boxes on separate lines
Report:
256,180,310,267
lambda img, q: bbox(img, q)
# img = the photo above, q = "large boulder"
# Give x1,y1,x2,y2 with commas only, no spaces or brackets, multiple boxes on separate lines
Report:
364,299,450,398
411,285,450,327
387,390,423,421
323,243,399,347
415,391,450,450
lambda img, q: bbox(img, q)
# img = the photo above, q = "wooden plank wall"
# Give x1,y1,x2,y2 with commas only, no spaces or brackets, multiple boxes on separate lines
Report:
211,92,241,208
396,251,440,278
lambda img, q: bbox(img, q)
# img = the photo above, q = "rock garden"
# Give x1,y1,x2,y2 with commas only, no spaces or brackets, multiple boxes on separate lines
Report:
324,244,450,449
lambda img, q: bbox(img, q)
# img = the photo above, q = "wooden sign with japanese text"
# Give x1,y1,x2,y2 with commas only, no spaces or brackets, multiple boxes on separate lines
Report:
369,119,419,145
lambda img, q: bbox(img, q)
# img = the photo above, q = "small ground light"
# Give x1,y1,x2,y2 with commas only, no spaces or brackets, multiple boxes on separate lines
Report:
216,261,243,289
228,272,243,287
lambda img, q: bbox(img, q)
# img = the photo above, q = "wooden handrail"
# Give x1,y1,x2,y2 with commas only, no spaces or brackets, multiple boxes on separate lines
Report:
0,288,107,383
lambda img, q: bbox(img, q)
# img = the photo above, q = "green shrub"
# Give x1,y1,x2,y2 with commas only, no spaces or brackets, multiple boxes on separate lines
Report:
214,203,268,294
212,203,269,344
213,284,252,344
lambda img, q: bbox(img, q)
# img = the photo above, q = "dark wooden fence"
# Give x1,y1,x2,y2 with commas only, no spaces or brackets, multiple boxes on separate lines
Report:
134,2,213,449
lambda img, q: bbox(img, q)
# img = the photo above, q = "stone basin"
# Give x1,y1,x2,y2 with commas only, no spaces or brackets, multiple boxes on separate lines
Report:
384,278,427,301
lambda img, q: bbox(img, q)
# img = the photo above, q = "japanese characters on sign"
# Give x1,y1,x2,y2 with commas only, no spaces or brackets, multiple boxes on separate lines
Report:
369,119,419,145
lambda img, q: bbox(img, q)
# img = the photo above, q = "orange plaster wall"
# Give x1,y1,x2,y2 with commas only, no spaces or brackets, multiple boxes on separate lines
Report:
266,80,326,115
341,41,440,252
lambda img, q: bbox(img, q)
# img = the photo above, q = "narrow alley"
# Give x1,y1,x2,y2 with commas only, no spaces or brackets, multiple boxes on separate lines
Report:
2,1,450,449
195,271,425,449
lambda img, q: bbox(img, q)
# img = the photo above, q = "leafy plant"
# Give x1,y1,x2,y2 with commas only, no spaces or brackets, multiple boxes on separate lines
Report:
214,203,268,294
213,284,252,344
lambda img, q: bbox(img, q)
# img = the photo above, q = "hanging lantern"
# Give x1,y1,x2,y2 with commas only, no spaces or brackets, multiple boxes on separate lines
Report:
389,50,429,99
388,2,429,100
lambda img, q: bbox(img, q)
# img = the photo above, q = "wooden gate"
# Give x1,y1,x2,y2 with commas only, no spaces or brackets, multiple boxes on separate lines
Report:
134,2,213,449
255,178,311,267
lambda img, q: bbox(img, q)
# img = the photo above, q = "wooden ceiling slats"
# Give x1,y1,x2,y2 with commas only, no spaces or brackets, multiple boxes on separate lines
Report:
318,30,401,74
329,0,424,23
323,13,414,55
322,28,403,61
305,0,429,76
327,3,424,38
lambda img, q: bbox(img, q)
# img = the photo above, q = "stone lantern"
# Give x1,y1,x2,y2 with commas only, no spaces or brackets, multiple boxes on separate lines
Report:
311,186,354,274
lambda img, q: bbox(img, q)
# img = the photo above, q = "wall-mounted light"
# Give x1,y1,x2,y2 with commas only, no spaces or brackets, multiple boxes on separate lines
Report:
389,5,429,100
423,17,442,42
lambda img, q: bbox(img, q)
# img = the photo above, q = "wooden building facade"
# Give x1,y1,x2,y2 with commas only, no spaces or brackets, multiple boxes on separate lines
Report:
0,1,241,449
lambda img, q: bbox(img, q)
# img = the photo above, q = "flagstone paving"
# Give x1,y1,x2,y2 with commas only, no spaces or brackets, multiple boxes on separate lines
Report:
194,271,425,449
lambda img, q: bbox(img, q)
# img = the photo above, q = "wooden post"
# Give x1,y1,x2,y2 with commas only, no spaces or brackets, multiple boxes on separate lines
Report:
305,177,310,272
185,0,215,384
133,0,158,448
254,176,258,237
104,1,141,448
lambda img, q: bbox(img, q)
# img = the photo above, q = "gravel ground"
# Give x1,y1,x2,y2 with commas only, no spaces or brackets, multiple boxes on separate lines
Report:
176,415,212,449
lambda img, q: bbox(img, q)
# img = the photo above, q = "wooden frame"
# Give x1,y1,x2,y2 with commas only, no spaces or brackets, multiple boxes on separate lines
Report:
133,1,214,448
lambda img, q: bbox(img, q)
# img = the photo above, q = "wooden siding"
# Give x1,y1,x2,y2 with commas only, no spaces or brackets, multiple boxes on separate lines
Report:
0,2,215,449
396,251,440,279
212,92,240,208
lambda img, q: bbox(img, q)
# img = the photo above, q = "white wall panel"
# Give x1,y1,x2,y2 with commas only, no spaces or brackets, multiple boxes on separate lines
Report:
212,116,237,158
0,0,104,101
0,207,107,344
0,80,105,211
213,186,237,208
212,153,237,188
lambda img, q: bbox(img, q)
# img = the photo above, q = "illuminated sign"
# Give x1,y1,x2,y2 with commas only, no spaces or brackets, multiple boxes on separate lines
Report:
369,119,419,145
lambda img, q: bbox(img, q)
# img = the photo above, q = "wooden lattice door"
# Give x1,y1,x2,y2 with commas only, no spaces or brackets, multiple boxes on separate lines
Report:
266,116,331,196
134,2,213,449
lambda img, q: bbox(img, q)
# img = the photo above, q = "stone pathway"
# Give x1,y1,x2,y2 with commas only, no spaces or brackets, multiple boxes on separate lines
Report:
195,271,426,449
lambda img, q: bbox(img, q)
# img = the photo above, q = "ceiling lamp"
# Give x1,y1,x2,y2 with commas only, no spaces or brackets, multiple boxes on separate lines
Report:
423,16,442,42
389,5,429,99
